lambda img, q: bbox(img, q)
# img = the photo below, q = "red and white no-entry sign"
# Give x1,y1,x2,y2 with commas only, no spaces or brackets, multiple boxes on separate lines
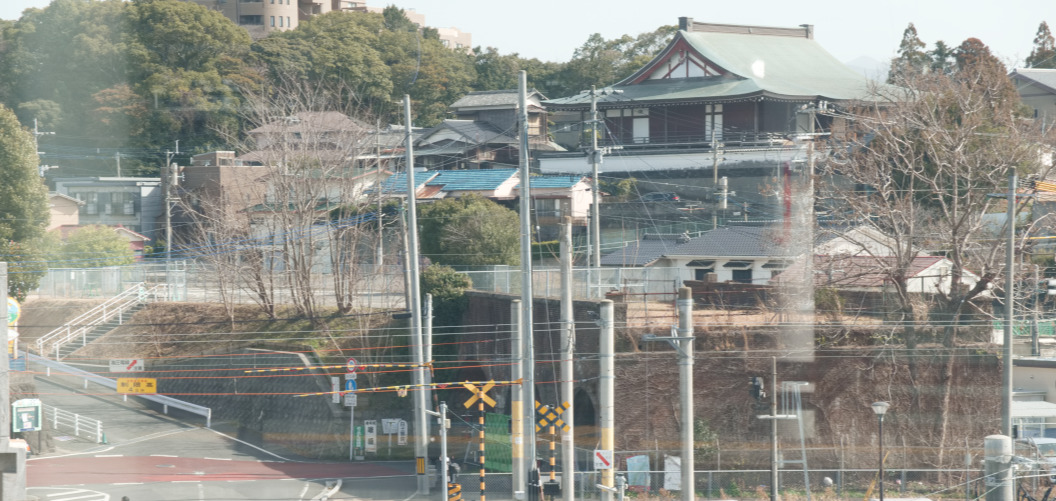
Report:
346,358,358,373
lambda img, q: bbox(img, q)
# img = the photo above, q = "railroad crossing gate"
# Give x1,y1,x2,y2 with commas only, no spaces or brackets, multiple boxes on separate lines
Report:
535,401,570,433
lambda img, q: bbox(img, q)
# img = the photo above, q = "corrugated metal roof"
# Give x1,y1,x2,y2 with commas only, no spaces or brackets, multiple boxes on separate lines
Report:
425,169,518,191
522,175,586,189
375,171,438,194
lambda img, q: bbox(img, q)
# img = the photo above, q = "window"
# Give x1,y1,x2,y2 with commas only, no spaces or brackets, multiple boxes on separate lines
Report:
270,16,275,27
239,15,263,25
694,268,715,281
278,16,283,27
732,269,753,284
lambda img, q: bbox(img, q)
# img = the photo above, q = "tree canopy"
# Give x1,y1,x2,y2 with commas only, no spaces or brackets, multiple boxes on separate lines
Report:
417,194,521,267
57,225,136,268
1028,21,1056,68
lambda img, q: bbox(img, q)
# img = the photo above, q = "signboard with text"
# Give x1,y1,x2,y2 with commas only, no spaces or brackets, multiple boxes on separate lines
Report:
117,378,157,394
110,359,145,373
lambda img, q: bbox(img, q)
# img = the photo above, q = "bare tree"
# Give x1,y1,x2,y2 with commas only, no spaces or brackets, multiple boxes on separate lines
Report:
818,44,1053,469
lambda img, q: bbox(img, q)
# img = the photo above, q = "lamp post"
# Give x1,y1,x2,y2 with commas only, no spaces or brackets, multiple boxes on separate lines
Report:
872,402,890,501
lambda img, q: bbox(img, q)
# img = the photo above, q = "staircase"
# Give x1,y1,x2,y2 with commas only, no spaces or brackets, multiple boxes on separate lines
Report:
36,283,168,361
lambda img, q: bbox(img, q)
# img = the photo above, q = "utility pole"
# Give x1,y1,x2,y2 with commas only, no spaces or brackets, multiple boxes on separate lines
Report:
711,130,724,230
33,119,54,177
559,218,575,501
587,86,622,297
598,299,615,501
511,300,526,499
403,95,429,496
0,263,27,500
518,71,539,490
164,141,180,263
640,288,694,501
1002,168,1016,438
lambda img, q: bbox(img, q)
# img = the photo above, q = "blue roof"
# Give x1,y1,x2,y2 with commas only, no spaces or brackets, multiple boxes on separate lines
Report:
376,171,437,194
522,175,585,189
425,169,518,191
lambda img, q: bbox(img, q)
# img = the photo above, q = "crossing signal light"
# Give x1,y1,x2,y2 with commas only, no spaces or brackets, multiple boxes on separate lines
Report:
1047,279,1056,296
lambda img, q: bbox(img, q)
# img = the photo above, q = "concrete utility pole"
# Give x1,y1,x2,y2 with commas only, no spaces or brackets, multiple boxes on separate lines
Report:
0,264,27,500
984,435,1013,501
640,287,695,501
402,95,430,496
164,142,180,263
559,218,575,501
676,288,695,501
517,71,539,487
598,299,615,501
511,300,526,498
586,86,622,297
1002,168,1016,438
770,357,779,501
32,119,54,177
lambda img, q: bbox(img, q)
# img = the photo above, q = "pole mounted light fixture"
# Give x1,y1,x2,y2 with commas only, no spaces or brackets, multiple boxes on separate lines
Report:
871,401,890,501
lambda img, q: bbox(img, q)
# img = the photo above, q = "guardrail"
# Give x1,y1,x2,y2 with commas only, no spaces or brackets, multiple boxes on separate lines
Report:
27,352,212,428
42,403,104,443
35,283,169,360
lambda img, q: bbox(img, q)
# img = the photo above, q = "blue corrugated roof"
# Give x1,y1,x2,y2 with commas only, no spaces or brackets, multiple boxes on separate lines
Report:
376,171,437,194
425,169,518,191
523,175,585,189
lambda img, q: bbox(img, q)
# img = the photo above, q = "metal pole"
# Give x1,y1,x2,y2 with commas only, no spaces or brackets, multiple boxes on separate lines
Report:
878,414,885,501
349,400,355,461
676,287,694,501
518,71,538,485
591,86,602,278
403,95,430,496
1003,168,1016,438
440,402,449,488
599,299,615,501
560,218,575,501
770,356,778,501
511,300,526,499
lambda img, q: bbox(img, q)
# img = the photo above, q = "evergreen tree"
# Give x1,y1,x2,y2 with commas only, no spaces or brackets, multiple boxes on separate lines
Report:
0,103,49,298
888,23,929,84
928,40,956,75
1027,21,1056,68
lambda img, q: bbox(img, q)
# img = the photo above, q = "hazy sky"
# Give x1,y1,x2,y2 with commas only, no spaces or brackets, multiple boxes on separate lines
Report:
1,0,1051,69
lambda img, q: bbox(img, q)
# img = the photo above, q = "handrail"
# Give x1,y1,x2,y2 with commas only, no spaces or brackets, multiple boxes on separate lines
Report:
42,403,104,443
35,283,169,360
27,352,212,428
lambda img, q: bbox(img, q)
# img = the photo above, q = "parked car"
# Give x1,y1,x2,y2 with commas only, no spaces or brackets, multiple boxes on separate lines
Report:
1016,437,1056,482
638,192,680,202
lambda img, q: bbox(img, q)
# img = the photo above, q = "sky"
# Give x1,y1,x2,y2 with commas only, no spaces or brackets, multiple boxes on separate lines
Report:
1,0,1052,70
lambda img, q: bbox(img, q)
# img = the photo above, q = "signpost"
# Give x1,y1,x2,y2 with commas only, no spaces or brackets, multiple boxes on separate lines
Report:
346,377,358,461
7,297,19,326
109,359,145,373
11,399,41,433
117,378,157,394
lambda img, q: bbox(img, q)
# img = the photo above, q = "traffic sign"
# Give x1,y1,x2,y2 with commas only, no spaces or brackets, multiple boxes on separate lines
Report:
535,401,571,433
7,297,19,326
344,379,358,407
117,378,157,394
345,379,358,392
346,357,358,373
109,359,145,373
12,398,41,433
462,381,497,408
594,449,613,469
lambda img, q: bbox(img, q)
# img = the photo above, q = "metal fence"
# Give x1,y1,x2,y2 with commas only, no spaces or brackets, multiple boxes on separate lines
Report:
42,403,104,443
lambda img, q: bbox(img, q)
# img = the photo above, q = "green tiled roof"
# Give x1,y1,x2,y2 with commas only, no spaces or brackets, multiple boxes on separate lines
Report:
546,29,875,109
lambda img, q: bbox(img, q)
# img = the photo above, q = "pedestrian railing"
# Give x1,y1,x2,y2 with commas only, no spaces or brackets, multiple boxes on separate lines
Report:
35,282,168,360
42,403,104,443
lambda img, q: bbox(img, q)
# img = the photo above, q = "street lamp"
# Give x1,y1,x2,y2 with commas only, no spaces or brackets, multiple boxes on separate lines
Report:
871,402,891,501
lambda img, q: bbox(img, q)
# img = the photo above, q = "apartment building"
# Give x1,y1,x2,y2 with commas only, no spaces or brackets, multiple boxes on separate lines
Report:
182,0,471,49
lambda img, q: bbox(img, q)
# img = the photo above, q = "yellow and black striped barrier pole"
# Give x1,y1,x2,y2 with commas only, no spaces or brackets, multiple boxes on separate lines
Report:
448,481,462,501
245,362,431,373
478,389,486,501
548,422,556,499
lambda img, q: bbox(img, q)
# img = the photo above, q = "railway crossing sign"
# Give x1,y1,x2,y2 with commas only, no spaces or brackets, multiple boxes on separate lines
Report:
462,381,497,408
535,401,571,433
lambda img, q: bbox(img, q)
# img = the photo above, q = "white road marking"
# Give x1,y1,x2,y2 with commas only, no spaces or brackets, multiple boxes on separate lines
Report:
93,454,122,457
205,428,297,462
150,454,177,457
204,457,232,461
